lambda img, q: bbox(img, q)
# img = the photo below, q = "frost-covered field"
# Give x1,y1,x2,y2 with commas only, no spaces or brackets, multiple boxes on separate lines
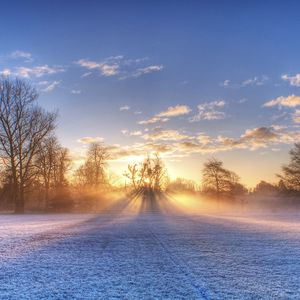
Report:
1,198,300,299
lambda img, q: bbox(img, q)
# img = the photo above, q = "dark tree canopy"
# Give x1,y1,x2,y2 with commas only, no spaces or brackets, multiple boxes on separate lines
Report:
279,143,300,191
0,78,57,212
202,158,246,198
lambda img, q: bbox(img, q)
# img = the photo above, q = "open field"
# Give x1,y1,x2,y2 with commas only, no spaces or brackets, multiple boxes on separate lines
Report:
1,196,300,299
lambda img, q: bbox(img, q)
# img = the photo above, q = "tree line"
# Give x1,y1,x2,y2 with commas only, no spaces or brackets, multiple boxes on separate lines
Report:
0,78,113,213
0,78,300,213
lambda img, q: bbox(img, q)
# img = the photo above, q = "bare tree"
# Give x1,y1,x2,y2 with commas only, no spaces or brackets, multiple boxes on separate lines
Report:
35,136,71,210
279,143,300,191
35,136,58,208
124,153,168,195
202,158,244,198
74,142,109,189
0,78,57,213
53,147,71,188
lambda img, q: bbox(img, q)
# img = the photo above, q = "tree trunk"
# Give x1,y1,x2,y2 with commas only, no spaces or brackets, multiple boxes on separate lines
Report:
45,181,49,211
15,187,24,213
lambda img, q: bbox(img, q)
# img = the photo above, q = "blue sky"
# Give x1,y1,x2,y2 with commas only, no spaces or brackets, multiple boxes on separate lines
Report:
1,0,300,186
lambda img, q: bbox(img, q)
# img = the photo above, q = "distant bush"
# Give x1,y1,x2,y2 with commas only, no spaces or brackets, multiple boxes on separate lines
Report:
166,178,197,194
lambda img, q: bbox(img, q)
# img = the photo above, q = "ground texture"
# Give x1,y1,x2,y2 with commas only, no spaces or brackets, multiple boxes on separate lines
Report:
1,197,300,299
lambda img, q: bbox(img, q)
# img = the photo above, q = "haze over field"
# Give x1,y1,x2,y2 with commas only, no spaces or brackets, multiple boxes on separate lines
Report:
1,197,300,299
1,1,300,299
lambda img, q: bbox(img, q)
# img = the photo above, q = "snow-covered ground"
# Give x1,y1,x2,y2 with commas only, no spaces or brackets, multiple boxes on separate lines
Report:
1,196,300,299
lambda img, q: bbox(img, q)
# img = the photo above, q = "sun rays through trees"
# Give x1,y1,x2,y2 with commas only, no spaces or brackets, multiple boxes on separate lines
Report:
0,77,300,213
124,153,169,198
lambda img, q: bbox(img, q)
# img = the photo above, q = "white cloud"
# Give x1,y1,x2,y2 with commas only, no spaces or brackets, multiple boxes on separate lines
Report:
76,59,119,77
237,98,247,104
76,56,163,80
197,100,225,110
138,104,190,125
71,89,81,94
282,74,300,87
121,129,129,135
190,100,226,122
101,64,119,76
121,130,142,136
197,134,211,145
292,110,300,123
130,130,143,136
123,57,148,66
131,65,164,78
241,75,268,87
142,128,189,141
39,80,61,92
16,65,64,78
221,79,230,87
77,136,104,144
83,125,300,162
222,76,268,88
156,105,191,118
192,111,226,121
120,105,130,111
10,50,32,61
138,117,169,125
0,68,11,76
263,95,300,108
81,72,92,78
76,59,100,69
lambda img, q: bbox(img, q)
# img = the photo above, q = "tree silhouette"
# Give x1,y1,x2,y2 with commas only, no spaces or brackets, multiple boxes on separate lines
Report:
202,158,245,198
75,142,109,189
35,136,71,210
0,78,57,213
124,153,168,196
279,143,300,191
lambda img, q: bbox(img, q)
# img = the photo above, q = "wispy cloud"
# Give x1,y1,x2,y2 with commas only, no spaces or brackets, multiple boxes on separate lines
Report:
263,95,300,108
97,125,300,162
121,129,143,136
282,74,300,87
190,100,226,122
138,116,169,125
76,59,119,77
120,105,130,111
241,75,268,87
10,50,32,62
292,110,300,123
142,128,189,141
221,79,230,87
77,136,104,144
81,72,92,78
76,56,163,80
138,104,191,125
237,98,247,104
71,89,81,94
157,105,191,118
38,80,61,92
222,75,268,88
130,65,163,78
0,68,11,76
16,65,64,78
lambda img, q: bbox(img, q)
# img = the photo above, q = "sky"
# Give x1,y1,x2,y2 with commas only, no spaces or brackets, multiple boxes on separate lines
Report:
1,0,300,187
